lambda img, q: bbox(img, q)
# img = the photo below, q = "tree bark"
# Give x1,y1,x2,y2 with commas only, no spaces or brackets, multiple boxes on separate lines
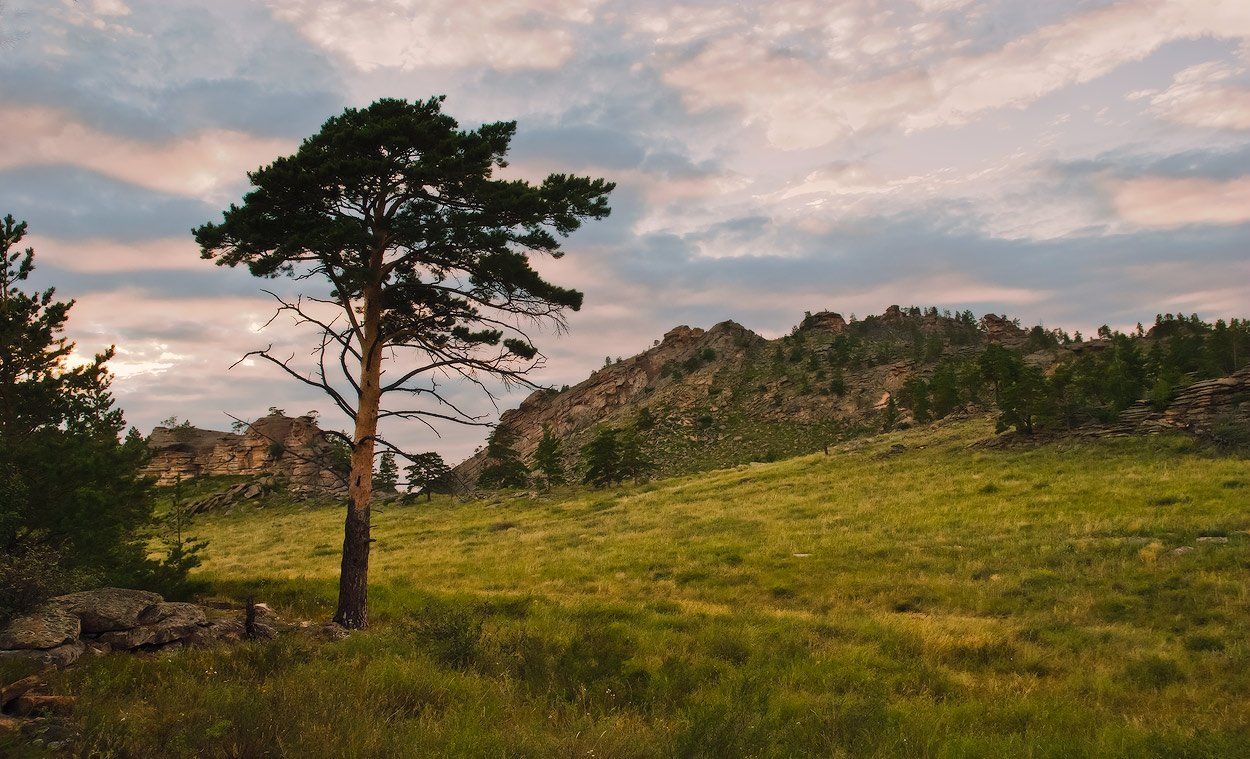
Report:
333,282,384,629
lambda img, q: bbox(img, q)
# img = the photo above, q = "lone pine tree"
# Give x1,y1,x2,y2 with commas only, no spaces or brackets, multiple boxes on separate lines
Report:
195,97,613,628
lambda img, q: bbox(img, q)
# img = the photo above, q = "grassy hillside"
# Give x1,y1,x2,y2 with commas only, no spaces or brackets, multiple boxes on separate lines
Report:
15,418,1250,756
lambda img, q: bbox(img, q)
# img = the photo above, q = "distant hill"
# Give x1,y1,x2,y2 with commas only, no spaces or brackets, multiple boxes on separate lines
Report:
453,305,1250,486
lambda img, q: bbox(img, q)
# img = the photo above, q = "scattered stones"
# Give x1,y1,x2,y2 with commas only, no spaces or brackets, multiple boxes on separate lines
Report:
1172,546,1194,555
320,622,351,642
1,642,87,669
0,588,282,665
1197,536,1230,544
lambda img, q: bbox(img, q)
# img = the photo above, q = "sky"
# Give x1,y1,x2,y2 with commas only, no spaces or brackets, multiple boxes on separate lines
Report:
2,0,1249,462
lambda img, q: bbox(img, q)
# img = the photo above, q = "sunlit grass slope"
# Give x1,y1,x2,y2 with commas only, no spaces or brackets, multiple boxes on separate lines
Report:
37,418,1250,756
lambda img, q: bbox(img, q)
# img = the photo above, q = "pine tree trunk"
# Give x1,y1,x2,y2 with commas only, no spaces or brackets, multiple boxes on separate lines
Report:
333,284,384,629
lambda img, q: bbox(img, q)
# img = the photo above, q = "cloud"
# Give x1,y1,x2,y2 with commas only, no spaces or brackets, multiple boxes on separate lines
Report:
1109,175,1250,227
653,0,1250,149
267,0,603,72
0,165,217,242
26,236,205,273
9,0,1250,465
1131,61,1250,131
1,0,343,141
0,107,293,203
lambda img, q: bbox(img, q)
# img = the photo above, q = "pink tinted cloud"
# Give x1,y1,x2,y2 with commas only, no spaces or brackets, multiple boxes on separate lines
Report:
655,0,1250,149
268,0,602,72
1110,176,1250,228
29,236,203,272
1131,62,1250,131
0,107,293,202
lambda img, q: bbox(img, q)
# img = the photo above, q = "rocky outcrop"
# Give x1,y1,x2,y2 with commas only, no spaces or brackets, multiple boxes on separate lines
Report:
1110,366,1250,436
53,588,163,634
0,589,276,668
803,311,848,333
452,307,1001,485
453,305,1248,486
980,313,1028,347
142,412,344,493
454,320,763,484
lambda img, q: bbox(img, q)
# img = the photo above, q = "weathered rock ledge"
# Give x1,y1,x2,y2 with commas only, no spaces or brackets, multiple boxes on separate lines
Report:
0,588,274,668
1108,365,1250,437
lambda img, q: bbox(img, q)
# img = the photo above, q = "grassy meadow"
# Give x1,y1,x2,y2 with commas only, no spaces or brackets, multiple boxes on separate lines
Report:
12,417,1250,757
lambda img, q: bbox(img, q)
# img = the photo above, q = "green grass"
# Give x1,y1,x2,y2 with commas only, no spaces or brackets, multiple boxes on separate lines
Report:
14,418,1250,757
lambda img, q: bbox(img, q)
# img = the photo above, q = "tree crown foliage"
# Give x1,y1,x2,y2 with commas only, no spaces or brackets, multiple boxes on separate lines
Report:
1,215,191,618
194,97,614,436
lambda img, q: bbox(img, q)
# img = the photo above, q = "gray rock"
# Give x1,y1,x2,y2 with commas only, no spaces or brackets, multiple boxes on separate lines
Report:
52,588,162,634
184,618,245,646
1197,536,1230,544
98,602,208,649
0,641,84,668
0,606,80,650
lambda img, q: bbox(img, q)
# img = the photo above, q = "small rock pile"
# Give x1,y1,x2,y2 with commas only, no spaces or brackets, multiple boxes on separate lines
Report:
184,475,283,514
0,588,269,668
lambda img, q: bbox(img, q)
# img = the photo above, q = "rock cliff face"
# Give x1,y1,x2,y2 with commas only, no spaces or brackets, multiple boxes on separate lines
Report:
454,306,1011,484
454,320,763,484
141,413,344,493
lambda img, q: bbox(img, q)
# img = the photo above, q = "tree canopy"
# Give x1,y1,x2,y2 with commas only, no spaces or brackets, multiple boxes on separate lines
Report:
195,97,613,627
0,215,188,620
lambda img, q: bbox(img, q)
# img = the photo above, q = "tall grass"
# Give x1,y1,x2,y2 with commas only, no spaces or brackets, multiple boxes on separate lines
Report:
12,418,1250,757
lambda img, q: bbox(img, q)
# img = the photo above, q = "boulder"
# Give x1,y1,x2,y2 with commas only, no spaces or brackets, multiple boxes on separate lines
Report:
0,606,80,651
97,602,208,650
51,588,162,634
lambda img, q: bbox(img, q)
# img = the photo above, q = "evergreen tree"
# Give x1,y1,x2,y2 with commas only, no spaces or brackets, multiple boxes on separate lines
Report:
478,423,529,489
881,396,899,431
978,344,1048,433
530,425,565,487
581,426,622,487
374,451,399,492
928,361,962,417
0,215,180,619
153,477,209,598
900,377,931,423
828,366,847,396
196,97,612,627
405,452,452,500
618,428,653,483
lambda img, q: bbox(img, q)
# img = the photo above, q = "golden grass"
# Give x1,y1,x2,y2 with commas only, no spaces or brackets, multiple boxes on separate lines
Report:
20,417,1250,757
